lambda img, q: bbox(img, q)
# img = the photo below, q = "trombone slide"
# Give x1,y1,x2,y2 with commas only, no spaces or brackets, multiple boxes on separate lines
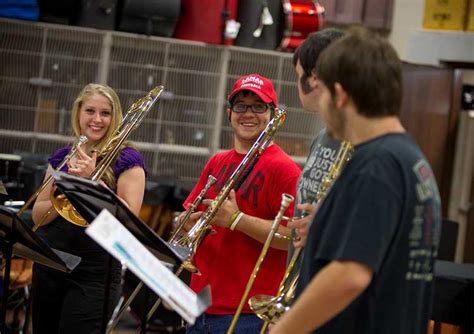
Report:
226,193,294,334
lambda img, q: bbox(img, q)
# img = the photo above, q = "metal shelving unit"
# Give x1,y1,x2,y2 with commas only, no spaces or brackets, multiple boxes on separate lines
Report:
0,18,324,182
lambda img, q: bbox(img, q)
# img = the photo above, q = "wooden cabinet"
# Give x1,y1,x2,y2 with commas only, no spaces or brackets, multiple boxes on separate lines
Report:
319,0,394,30
399,64,461,214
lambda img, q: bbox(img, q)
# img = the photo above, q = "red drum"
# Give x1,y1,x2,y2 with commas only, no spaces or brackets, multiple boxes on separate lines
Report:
280,0,325,51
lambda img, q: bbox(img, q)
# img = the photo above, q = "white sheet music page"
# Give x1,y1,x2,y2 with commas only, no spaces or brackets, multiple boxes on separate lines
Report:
85,209,206,325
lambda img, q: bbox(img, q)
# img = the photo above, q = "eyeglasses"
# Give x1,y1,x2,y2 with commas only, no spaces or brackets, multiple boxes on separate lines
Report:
231,103,269,114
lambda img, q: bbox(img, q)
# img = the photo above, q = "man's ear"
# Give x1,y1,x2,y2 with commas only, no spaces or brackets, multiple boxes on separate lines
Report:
224,100,232,121
308,71,319,91
334,82,349,109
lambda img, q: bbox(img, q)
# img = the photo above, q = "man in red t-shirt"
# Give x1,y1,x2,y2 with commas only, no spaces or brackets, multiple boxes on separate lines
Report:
180,74,301,333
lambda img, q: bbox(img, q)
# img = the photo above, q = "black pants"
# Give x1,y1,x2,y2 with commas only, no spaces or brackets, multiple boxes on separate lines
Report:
31,261,121,334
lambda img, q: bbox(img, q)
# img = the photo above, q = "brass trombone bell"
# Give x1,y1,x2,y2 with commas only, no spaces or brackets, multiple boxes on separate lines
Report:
249,294,289,323
50,192,88,227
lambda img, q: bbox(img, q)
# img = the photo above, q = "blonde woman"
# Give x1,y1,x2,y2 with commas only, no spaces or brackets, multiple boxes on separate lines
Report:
31,83,146,334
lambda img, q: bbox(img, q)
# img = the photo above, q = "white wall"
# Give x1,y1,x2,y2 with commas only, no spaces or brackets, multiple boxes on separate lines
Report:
388,0,425,61
388,0,474,65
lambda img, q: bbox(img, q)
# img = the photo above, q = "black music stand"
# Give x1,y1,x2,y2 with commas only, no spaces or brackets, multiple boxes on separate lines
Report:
52,171,189,333
53,172,188,264
0,205,81,334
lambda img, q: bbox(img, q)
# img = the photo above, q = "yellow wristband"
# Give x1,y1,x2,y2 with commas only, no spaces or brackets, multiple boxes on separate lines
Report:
229,210,241,227
230,212,244,231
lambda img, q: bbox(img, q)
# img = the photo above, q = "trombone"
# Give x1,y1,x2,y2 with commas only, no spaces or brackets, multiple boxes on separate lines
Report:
107,108,288,333
249,141,354,331
16,136,89,232
147,108,287,325
169,107,287,274
169,175,217,241
16,135,88,220
227,193,294,334
34,85,164,229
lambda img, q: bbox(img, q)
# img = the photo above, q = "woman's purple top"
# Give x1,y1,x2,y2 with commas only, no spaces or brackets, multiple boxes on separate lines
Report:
49,145,147,182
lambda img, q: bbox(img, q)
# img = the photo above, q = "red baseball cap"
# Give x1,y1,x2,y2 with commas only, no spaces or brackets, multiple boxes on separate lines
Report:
228,74,278,107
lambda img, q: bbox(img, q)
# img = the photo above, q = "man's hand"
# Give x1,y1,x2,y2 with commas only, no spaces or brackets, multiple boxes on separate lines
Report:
288,202,318,248
175,210,203,233
202,189,239,228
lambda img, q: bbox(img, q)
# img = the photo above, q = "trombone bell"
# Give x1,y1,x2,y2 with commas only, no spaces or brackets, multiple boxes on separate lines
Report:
249,294,289,324
51,192,88,227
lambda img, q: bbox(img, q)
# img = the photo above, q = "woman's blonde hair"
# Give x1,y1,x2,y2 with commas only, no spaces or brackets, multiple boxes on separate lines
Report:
71,83,123,152
71,83,123,188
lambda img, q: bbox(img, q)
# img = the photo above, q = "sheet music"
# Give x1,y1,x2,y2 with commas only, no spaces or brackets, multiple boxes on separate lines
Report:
86,209,210,324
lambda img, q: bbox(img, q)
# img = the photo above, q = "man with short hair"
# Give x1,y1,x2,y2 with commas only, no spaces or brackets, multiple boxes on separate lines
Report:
271,27,441,334
288,28,344,254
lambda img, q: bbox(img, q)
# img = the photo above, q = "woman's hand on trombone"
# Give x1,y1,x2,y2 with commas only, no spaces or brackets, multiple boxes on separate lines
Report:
68,146,97,178
287,202,318,248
